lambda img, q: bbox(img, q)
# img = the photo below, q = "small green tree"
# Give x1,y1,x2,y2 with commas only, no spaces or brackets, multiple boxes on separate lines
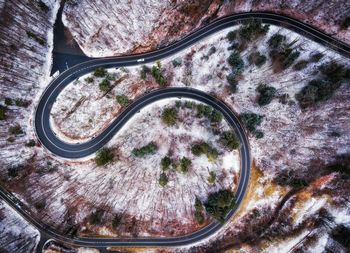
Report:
161,107,178,126
99,79,110,92
240,113,264,138
209,110,223,123
219,131,240,151
159,172,168,187
94,67,107,77
95,148,114,166
116,95,129,107
151,63,166,87
132,142,158,157
195,210,205,225
161,156,172,171
256,84,277,106
85,76,94,83
204,189,236,223
4,98,12,106
140,65,151,79
179,157,191,173
248,51,267,67
89,209,104,225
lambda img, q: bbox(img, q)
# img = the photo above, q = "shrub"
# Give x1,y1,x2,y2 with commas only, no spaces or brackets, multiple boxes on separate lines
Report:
93,67,107,77
15,98,30,107
248,51,267,67
172,57,182,67
95,148,114,166
195,197,203,211
309,52,324,63
179,157,191,173
4,98,12,106
132,142,158,157
159,172,168,187
116,95,129,107
226,30,237,42
89,209,104,225
161,156,172,171
204,189,236,223
195,210,205,225
227,51,244,69
256,84,277,106
191,143,219,161
196,104,212,118
112,214,122,229
340,16,350,29
295,79,341,109
0,105,6,120
85,76,94,83
140,65,151,79
226,73,238,93
293,60,309,71
239,113,264,138
274,170,309,188
151,63,166,87
219,131,240,150
319,61,348,82
208,171,216,184
25,139,36,147
209,110,223,123
268,33,286,49
161,107,178,126
9,125,23,135
99,79,110,92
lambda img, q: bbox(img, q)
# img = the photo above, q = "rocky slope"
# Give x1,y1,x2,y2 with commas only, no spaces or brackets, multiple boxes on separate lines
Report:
62,0,350,57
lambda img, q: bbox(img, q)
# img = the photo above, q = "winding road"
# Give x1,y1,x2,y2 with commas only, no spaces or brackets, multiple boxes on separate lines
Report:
1,11,350,252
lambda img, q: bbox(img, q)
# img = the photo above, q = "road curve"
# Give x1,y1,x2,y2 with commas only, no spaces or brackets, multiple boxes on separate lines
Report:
1,11,349,251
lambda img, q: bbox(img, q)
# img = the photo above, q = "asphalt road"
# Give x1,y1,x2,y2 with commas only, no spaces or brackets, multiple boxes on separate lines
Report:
1,11,350,252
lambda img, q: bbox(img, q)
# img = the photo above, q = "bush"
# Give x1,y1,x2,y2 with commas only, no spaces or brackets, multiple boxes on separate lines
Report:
226,30,237,42
240,113,264,138
159,172,168,187
196,104,212,118
161,156,172,171
209,110,223,123
208,171,216,184
4,98,12,106
268,34,286,49
99,79,110,92
15,98,30,107
319,61,348,82
309,52,324,63
256,84,277,106
9,125,23,135
179,157,192,173
274,170,309,188
227,51,244,69
0,105,6,120
151,62,166,87
95,148,114,166
204,189,236,223
248,51,267,67
219,131,240,150
161,107,178,126
226,73,238,93
191,143,219,161
25,139,36,147
93,67,107,77
340,16,350,29
132,142,158,157
293,60,309,71
89,209,104,225
172,58,182,67
85,76,94,83
116,95,129,107
295,79,341,109
195,197,203,211
140,65,151,79
112,214,122,229
195,210,205,225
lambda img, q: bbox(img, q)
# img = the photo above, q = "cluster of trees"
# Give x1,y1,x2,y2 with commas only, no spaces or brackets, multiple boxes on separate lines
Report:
192,142,219,161
293,51,324,71
116,95,129,107
256,84,277,106
196,104,223,123
204,189,236,223
95,148,114,166
295,61,350,109
161,107,178,126
268,33,300,72
274,169,309,188
132,142,158,157
239,112,264,138
219,131,240,150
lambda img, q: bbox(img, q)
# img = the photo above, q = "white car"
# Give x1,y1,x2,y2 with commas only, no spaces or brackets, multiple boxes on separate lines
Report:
137,58,145,63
